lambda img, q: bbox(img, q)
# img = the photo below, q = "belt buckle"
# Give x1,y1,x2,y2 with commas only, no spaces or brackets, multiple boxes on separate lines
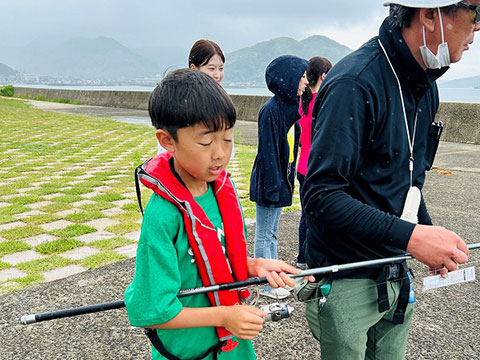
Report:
387,264,400,280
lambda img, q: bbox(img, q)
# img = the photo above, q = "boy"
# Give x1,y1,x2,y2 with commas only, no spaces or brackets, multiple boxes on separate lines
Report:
249,55,308,299
125,69,306,360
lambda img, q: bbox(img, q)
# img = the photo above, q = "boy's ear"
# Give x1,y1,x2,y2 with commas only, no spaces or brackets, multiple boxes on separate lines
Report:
156,129,175,153
189,64,197,70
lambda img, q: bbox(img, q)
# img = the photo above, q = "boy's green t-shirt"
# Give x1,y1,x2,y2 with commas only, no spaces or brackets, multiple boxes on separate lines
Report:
124,185,256,360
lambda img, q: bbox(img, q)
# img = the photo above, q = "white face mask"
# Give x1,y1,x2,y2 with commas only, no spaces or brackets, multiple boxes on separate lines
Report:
419,8,451,69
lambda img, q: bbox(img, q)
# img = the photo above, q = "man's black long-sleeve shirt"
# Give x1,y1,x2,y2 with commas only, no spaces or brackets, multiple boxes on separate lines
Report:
304,19,447,277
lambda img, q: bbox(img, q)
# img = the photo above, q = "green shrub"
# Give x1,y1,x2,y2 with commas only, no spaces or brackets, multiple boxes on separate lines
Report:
0,85,14,97
34,94,46,101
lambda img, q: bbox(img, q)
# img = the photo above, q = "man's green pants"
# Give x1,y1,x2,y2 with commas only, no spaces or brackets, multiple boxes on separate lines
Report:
305,277,414,360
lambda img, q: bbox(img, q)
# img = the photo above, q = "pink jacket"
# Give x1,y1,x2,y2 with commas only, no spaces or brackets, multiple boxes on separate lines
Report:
297,92,317,176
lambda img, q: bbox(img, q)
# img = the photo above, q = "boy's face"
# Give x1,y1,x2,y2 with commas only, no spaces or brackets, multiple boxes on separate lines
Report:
160,123,233,195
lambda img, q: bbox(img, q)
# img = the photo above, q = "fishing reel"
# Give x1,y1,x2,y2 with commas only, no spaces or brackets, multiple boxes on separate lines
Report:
260,302,293,322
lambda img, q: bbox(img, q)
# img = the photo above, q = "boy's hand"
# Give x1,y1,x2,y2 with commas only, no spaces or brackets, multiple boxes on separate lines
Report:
247,257,315,288
221,305,266,340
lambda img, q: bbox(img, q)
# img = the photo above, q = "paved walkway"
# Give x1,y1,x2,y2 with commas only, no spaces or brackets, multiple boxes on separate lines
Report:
26,100,260,145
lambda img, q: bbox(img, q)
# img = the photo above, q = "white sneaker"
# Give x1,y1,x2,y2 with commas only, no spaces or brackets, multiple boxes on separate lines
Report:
259,286,291,299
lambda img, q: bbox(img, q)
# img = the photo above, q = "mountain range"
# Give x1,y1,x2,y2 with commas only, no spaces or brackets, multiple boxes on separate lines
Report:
0,35,350,85
0,37,160,80
1,35,479,88
0,62,18,77
223,35,352,85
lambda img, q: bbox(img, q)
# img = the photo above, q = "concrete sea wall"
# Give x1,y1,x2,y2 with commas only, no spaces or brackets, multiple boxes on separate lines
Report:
436,102,480,144
13,86,480,144
14,86,151,111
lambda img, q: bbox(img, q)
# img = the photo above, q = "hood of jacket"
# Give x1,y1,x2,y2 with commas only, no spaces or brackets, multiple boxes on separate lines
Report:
266,55,308,104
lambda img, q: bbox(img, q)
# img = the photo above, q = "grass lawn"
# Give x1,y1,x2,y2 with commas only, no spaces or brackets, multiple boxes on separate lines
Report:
0,97,300,293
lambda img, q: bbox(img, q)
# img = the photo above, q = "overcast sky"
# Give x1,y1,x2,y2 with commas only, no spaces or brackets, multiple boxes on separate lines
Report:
4,0,480,80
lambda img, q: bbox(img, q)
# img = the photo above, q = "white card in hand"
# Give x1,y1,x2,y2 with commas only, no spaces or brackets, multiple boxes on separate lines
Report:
423,267,475,291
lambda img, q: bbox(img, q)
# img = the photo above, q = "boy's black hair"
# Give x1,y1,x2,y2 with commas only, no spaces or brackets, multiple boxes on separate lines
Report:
149,68,236,140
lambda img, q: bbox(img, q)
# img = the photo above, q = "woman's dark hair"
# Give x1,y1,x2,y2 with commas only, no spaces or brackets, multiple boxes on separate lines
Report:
188,39,225,67
388,4,459,28
301,57,332,115
149,68,236,140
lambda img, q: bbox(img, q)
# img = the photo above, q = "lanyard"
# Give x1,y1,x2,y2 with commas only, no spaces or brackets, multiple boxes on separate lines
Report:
378,39,418,188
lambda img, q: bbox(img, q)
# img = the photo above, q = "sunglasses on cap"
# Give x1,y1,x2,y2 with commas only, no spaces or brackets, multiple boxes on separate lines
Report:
456,1,480,24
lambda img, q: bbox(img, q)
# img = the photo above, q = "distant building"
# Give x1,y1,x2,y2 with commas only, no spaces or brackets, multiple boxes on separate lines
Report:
20,73,40,83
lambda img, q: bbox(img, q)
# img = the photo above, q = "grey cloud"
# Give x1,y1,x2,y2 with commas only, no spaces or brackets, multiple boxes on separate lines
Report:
4,0,386,50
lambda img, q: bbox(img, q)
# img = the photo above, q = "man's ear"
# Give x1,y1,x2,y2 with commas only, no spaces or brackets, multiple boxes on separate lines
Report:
420,8,436,32
156,129,175,153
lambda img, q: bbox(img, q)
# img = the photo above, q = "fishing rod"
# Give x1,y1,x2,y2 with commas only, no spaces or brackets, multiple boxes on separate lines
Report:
20,243,480,325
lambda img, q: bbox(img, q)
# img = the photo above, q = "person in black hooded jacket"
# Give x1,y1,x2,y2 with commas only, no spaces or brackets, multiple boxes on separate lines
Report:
249,54,308,299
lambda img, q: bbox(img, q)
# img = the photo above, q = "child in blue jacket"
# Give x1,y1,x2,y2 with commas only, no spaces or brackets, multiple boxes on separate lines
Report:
249,55,308,299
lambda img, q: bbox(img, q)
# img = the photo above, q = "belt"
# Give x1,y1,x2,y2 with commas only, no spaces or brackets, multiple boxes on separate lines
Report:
376,262,410,324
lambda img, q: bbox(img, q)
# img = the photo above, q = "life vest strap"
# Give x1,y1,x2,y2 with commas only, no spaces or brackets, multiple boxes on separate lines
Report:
144,328,224,360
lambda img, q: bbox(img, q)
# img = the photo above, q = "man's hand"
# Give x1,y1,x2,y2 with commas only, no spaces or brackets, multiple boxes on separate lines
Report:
429,266,449,278
407,224,469,277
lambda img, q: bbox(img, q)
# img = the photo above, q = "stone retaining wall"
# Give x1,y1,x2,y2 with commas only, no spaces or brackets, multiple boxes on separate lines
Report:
13,86,480,144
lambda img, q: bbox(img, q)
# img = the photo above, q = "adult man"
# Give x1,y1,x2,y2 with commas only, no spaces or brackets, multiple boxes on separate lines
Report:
302,1,480,359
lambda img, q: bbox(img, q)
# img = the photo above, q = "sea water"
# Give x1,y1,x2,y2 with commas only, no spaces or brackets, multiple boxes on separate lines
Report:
11,84,480,103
